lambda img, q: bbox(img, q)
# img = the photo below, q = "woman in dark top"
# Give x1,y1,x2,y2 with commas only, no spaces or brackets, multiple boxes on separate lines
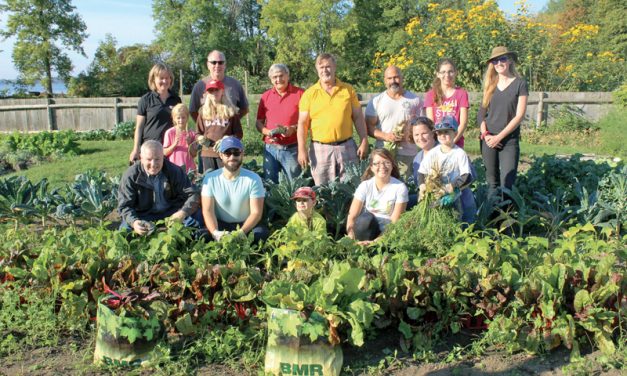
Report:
129,63,182,163
478,46,528,200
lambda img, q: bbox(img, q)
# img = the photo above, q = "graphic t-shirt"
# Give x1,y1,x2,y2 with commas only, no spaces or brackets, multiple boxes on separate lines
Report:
424,87,469,147
417,145,472,186
354,177,408,231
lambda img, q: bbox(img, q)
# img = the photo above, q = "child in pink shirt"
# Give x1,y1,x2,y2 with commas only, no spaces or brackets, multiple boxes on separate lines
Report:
163,104,197,173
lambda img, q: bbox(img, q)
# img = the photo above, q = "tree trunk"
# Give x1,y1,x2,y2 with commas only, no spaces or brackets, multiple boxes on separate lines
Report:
44,54,53,97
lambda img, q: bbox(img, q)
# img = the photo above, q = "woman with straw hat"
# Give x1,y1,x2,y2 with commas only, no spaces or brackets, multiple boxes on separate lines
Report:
477,46,528,202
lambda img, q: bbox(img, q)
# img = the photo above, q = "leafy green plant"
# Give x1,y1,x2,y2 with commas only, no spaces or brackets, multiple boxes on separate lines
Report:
111,120,135,140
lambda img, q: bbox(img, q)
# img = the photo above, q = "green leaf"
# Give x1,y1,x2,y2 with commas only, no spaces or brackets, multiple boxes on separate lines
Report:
574,290,592,313
120,326,141,344
594,332,616,355
398,320,412,340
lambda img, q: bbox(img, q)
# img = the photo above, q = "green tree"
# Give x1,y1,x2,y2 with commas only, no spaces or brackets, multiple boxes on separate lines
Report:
153,0,270,92
0,0,87,96
260,0,353,84
68,35,160,97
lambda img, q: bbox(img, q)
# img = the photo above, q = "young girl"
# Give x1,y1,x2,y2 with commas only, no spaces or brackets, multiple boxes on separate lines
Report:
417,116,476,223
163,104,197,173
346,149,408,242
478,46,528,200
286,186,327,236
423,58,469,148
197,79,243,173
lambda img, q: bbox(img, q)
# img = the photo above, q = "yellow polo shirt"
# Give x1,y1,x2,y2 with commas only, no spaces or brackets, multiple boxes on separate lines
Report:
299,79,360,143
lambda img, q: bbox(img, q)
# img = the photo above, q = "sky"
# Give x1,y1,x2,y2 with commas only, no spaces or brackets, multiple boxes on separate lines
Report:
0,0,548,80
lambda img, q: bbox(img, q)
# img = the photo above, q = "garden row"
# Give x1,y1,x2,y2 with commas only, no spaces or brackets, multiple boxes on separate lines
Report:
0,153,625,371
0,123,134,173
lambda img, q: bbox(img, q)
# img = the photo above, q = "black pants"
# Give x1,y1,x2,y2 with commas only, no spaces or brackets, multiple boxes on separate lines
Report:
480,138,519,201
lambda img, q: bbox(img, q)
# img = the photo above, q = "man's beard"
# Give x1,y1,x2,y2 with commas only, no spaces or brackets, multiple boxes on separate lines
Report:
223,159,242,172
389,83,401,93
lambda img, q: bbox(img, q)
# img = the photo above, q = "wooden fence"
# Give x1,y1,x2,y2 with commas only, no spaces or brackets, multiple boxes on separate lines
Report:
0,92,615,132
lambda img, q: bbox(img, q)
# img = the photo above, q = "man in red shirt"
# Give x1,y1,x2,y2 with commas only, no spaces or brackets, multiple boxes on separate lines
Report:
256,63,304,183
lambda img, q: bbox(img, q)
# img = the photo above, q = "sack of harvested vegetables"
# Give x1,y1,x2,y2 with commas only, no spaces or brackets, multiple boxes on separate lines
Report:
94,295,162,367
264,307,343,376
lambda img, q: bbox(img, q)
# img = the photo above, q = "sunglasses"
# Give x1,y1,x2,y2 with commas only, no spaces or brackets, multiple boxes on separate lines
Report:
222,149,242,157
208,60,225,65
490,56,509,65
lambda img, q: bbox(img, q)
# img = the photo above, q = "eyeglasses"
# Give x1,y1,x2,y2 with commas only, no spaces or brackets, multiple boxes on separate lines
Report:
372,161,392,167
222,149,242,157
208,61,225,65
295,198,311,203
438,70,456,76
490,56,509,65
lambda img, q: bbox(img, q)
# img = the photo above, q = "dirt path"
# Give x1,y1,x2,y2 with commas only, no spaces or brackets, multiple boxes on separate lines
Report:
1,330,622,376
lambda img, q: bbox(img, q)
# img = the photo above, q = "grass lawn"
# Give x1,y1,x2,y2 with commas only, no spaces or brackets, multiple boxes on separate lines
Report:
4,105,625,187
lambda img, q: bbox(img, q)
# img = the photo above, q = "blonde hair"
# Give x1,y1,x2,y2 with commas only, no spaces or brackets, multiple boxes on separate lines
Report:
200,90,239,120
147,63,174,91
481,56,520,108
171,104,189,129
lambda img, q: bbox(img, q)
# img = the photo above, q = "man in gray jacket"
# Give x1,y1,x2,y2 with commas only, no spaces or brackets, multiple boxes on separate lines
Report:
118,140,200,235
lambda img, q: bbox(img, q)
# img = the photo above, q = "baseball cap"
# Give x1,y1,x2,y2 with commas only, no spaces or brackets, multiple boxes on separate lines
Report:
218,136,244,152
206,79,225,91
291,187,316,201
434,116,459,132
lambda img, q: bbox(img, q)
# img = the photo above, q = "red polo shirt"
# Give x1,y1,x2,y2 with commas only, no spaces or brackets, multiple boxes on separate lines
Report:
256,83,304,145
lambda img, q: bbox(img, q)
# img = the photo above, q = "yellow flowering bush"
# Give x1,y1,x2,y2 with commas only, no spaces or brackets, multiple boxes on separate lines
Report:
369,0,625,92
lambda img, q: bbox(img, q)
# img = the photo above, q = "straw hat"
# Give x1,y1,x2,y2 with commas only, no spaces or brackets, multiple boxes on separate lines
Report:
486,46,518,63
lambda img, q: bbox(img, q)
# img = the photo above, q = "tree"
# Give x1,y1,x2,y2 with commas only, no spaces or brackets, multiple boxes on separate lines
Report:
260,0,353,84
68,35,159,97
0,0,87,96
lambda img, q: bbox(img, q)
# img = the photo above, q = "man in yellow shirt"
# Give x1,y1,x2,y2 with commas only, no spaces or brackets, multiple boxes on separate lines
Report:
297,53,368,185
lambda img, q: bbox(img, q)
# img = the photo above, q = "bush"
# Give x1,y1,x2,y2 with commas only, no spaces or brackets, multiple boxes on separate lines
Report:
112,121,135,140
612,82,627,107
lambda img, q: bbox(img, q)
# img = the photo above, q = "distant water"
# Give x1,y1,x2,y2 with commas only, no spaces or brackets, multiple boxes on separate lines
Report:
0,79,68,95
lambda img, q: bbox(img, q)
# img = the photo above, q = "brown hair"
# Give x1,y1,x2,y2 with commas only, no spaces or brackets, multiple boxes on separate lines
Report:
147,63,174,91
481,53,520,108
361,149,401,181
431,58,457,106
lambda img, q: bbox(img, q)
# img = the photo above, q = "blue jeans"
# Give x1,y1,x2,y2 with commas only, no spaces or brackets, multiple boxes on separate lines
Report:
263,143,301,183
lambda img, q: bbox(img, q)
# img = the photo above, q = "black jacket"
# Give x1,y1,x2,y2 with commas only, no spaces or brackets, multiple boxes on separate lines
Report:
117,159,199,226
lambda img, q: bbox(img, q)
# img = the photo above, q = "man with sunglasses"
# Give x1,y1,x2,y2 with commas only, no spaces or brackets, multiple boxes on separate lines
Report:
200,136,268,243
189,50,249,123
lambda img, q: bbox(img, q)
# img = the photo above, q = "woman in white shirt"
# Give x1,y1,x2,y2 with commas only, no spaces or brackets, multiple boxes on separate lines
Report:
346,149,409,242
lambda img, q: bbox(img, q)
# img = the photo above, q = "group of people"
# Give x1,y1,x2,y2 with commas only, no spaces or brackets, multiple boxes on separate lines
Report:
118,45,528,243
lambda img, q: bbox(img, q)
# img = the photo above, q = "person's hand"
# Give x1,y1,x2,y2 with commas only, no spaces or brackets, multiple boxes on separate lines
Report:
357,139,369,160
357,240,374,246
168,210,186,223
485,134,502,149
284,125,297,137
298,149,309,169
212,230,227,241
383,132,401,142
132,220,154,236
129,149,139,164
444,183,454,194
